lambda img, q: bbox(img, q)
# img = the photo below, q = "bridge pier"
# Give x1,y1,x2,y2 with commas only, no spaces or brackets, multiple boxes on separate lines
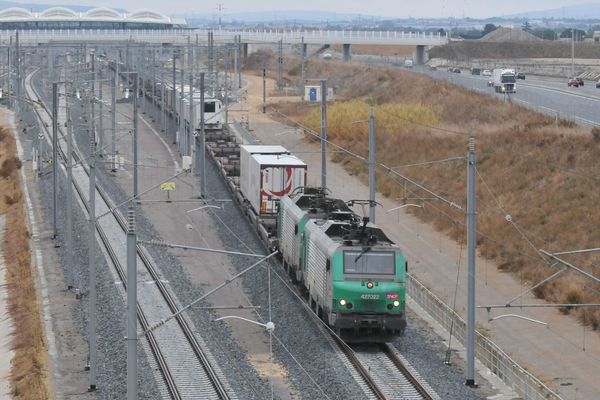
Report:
343,44,352,62
415,45,427,65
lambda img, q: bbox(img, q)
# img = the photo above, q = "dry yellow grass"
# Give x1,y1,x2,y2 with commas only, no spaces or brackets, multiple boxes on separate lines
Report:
270,59,600,330
0,125,49,398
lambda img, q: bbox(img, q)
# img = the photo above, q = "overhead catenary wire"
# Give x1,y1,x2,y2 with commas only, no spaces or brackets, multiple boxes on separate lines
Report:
273,108,465,211
476,166,564,263
390,156,466,169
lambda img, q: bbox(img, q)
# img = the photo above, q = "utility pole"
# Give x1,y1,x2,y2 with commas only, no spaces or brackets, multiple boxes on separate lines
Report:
199,72,206,198
571,28,575,78
66,90,74,289
171,49,177,143
234,35,239,89
368,108,376,223
52,82,59,242
300,36,306,87
91,53,96,148
208,31,214,84
224,59,229,125
15,31,20,116
179,52,185,154
98,67,103,157
189,39,194,157
87,99,98,392
161,67,165,133
466,136,477,387
7,37,11,110
111,61,117,172
238,35,243,89
126,204,137,400
262,68,266,114
215,3,226,30
277,39,283,90
133,72,139,199
152,48,157,120
320,80,327,191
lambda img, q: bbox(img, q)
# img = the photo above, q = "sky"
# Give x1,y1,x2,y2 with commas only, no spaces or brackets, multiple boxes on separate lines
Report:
7,0,593,19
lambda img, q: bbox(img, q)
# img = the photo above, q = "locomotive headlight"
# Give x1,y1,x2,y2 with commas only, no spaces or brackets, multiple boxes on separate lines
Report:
393,300,400,307
366,281,374,289
339,299,347,306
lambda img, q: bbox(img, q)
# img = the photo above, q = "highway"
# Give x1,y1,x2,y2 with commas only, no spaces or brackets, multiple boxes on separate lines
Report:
413,66,600,127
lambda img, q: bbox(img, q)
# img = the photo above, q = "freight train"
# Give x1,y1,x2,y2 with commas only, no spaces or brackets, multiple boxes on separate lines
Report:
213,143,407,342
135,69,407,342
107,59,224,132
279,188,407,341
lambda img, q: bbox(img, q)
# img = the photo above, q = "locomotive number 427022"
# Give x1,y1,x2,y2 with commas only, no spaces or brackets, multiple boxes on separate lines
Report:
360,294,380,300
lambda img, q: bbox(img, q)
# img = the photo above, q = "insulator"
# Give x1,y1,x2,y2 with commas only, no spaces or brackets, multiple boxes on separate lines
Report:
127,207,135,233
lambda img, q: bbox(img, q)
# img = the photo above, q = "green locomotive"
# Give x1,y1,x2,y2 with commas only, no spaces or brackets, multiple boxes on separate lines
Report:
278,188,407,342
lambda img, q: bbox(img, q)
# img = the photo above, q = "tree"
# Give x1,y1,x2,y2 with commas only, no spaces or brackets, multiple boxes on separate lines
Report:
532,28,557,40
560,28,586,41
482,23,497,36
522,20,532,32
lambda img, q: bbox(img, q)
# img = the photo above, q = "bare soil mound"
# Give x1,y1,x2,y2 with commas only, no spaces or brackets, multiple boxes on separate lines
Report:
429,41,600,60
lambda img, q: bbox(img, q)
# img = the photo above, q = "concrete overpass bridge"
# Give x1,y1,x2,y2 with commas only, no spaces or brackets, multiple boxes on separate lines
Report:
0,28,448,63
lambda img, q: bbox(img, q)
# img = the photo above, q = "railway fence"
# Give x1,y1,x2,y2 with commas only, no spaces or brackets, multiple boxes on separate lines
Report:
406,274,563,400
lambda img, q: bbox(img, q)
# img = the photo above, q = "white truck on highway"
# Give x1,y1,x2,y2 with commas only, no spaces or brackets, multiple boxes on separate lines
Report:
492,68,517,93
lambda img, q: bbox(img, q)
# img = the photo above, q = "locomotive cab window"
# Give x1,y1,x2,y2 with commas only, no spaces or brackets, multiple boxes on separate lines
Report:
204,102,216,113
343,251,395,275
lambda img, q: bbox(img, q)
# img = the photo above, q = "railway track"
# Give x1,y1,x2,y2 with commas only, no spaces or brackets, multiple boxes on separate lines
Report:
25,69,234,400
350,343,439,400
139,70,441,400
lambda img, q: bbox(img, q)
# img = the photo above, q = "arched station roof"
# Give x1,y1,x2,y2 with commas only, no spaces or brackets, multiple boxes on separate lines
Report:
0,7,33,19
0,6,186,28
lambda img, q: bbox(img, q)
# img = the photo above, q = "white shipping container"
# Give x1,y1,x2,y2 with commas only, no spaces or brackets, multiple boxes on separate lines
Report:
239,145,289,200
245,154,307,216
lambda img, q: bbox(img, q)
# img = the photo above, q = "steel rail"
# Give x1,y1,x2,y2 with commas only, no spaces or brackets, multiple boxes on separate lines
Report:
27,69,230,399
380,343,436,400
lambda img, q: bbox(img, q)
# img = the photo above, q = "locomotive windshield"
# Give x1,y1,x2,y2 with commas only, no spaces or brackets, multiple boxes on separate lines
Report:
204,102,216,113
344,251,395,275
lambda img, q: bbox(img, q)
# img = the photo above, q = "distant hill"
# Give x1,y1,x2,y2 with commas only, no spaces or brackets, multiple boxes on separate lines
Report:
429,41,600,60
506,2,600,19
178,10,381,24
480,27,542,42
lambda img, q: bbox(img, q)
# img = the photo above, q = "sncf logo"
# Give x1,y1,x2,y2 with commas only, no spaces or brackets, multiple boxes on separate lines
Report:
386,292,399,300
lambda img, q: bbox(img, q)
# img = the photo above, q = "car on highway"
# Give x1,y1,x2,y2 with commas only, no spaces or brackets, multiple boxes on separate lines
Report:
575,77,584,86
517,72,526,80
453,68,461,73
429,66,437,71
482,69,492,76
487,80,494,87
568,78,580,87
596,80,600,88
